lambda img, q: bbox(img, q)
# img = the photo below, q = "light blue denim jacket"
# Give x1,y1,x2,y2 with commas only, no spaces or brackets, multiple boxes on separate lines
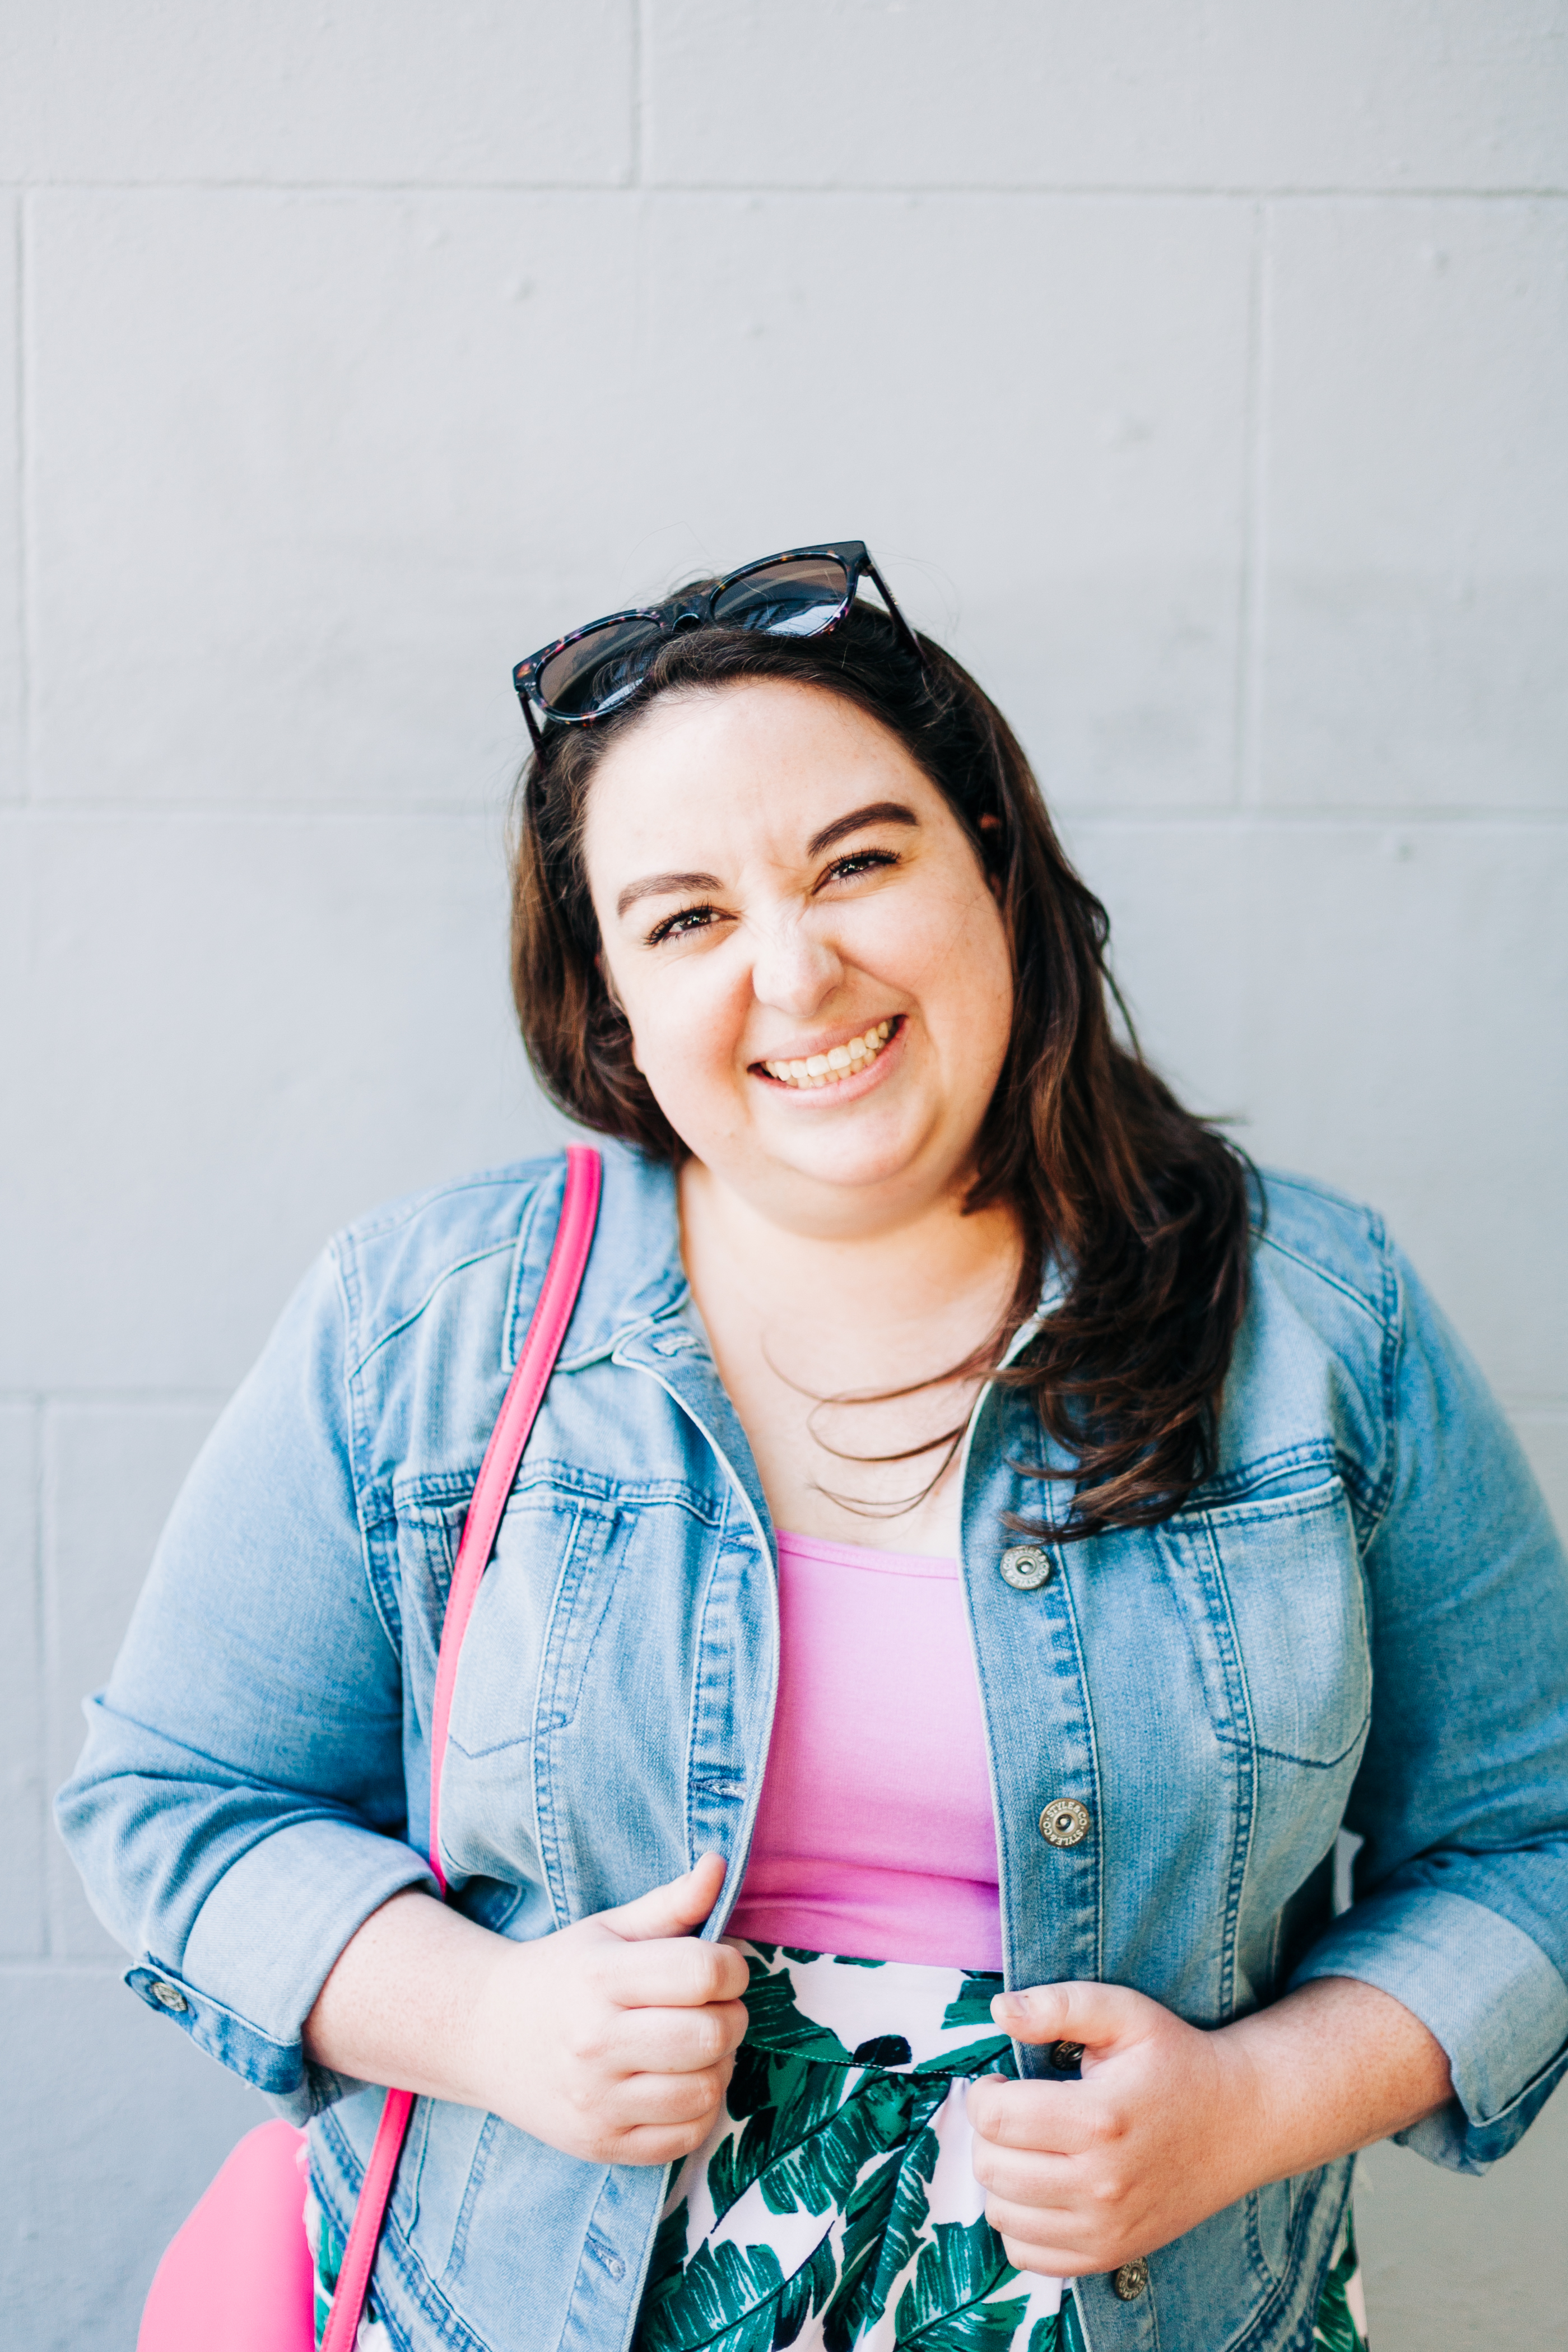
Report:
59,1144,1568,2352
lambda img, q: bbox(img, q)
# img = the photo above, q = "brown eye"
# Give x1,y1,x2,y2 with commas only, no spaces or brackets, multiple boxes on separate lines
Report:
824,850,898,886
648,904,717,946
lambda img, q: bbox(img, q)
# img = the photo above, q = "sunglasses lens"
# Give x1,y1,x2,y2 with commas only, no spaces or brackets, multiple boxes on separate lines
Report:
712,557,851,638
537,616,666,717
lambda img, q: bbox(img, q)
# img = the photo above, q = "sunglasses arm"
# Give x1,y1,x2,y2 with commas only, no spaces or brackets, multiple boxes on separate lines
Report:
862,557,926,667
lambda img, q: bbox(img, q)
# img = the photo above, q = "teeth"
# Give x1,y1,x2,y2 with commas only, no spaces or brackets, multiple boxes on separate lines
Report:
762,1020,895,1089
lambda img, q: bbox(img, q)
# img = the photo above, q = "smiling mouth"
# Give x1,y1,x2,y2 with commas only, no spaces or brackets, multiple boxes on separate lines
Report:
756,1018,898,1090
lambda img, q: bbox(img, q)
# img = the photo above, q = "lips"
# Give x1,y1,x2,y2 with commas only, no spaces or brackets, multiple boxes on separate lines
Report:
757,1019,897,1090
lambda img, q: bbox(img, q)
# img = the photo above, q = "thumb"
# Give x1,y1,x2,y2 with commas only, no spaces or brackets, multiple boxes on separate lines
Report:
990,1979,1158,2056
598,1852,728,1944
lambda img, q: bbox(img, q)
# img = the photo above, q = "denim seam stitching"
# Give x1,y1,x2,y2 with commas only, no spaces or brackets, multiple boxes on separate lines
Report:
529,1497,592,1928
1255,1232,1391,1332
1196,1522,1258,2019
1050,1549,1106,1984
315,2106,491,2352
347,1241,520,1379
333,1233,405,1662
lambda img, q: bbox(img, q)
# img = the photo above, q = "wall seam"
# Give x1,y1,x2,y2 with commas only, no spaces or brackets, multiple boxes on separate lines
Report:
629,0,647,189
1231,197,1271,808
35,1395,53,1958
0,180,1563,201
14,189,30,803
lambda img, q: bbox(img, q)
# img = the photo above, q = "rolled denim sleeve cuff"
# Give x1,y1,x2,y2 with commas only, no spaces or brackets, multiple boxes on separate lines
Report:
130,1817,436,2119
1290,1885,1568,2173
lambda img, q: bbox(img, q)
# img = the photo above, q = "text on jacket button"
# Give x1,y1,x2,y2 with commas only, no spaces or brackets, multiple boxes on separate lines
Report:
1039,1798,1091,1847
149,1980,189,2012
998,1545,1053,1590
1048,2040,1085,2070
1113,2260,1150,2302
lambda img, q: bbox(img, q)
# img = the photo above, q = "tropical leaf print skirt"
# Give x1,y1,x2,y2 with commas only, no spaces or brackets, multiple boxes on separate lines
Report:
634,1942,1371,2352
305,1940,1369,2350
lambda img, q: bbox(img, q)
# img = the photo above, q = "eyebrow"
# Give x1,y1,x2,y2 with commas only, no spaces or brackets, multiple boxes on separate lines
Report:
806,800,920,858
616,869,723,920
613,801,920,922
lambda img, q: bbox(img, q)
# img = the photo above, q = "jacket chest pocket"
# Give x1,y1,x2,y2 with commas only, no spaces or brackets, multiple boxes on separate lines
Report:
446,1494,635,1761
1158,1477,1371,1771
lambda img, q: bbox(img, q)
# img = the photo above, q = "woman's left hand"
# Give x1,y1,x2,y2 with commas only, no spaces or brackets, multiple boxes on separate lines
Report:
966,1975,1453,2277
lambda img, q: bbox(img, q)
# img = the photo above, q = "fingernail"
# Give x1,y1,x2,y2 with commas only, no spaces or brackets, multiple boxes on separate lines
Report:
991,1991,1029,2023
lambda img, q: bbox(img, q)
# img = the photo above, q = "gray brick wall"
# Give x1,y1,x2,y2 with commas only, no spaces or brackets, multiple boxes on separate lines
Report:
2,7,1564,2344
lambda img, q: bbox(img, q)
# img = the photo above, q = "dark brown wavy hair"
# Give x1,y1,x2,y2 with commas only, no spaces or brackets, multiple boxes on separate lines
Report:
509,598,1256,1542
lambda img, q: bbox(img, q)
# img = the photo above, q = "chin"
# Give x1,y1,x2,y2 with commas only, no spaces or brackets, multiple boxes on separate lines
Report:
772,1126,936,1198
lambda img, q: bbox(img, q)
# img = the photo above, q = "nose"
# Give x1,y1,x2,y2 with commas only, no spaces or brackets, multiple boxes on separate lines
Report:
749,914,844,1019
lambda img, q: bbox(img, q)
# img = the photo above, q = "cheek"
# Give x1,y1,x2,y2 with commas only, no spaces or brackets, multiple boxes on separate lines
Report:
867,880,1012,1033
613,963,745,1099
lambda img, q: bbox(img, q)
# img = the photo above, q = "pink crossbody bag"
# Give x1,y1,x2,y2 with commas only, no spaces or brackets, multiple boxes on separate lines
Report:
138,1145,603,2352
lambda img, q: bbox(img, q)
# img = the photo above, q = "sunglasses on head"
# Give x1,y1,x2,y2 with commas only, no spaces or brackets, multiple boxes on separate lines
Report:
512,540,924,751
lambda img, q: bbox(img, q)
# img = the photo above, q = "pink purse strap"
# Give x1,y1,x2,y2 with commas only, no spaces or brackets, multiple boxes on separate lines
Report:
320,1145,603,2352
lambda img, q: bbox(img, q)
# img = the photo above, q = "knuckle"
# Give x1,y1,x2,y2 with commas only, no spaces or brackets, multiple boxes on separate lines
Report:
688,2015,725,2065
967,2091,999,2141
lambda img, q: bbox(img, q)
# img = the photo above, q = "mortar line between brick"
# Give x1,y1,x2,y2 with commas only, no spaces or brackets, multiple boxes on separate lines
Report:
22,1397,47,1960
35,1395,54,1958
629,0,646,189
1235,200,1273,810
13,191,30,803
2,179,1566,201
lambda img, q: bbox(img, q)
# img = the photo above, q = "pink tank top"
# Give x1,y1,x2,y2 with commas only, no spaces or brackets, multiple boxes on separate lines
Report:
727,1530,1003,1970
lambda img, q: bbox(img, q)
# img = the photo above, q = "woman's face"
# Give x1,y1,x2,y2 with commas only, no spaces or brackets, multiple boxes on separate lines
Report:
582,680,1015,1237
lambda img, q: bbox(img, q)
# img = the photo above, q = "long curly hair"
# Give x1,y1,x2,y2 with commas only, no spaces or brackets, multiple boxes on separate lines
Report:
508,597,1255,1541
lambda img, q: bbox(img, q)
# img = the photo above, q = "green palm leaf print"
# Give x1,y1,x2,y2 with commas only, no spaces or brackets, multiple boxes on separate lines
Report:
638,2201,693,2341
741,1959,859,2066
821,2126,940,2352
640,2232,837,2352
940,1976,1005,2033
713,2057,946,2223
892,2219,1032,2352
913,2037,1013,2080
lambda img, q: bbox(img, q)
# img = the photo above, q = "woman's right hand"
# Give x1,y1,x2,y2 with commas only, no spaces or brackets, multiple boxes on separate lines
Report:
468,1852,751,2164
304,1852,750,2169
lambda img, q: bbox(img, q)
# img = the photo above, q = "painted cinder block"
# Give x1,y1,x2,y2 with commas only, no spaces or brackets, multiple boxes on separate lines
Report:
26,189,651,808
634,192,1256,808
1067,815,1568,1401
0,194,20,801
0,810,568,1394
0,0,634,187
1356,2088,1568,2347
26,183,1259,814
644,0,1568,193
0,1407,46,1959
44,1405,222,1958
0,1964,264,2350
1256,201,1568,810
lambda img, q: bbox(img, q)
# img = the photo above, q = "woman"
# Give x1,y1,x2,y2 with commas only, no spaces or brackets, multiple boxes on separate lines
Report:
61,545,1568,2352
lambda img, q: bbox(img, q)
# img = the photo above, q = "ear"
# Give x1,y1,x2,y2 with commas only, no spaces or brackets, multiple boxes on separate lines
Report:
595,952,643,1071
978,812,1003,901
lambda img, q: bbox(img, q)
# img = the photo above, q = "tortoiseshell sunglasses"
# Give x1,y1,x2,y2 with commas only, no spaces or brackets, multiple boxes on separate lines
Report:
512,540,924,751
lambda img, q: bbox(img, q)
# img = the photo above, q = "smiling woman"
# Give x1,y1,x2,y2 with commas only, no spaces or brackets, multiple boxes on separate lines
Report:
58,554,1568,2352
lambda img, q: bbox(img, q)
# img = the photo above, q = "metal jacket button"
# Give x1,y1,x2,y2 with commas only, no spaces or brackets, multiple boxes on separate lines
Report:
1039,1798,1091,1847
1113,2259,1150,2301
149,1980,189,2012
1048,2039,1085,2070
999,1545,1053,1590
